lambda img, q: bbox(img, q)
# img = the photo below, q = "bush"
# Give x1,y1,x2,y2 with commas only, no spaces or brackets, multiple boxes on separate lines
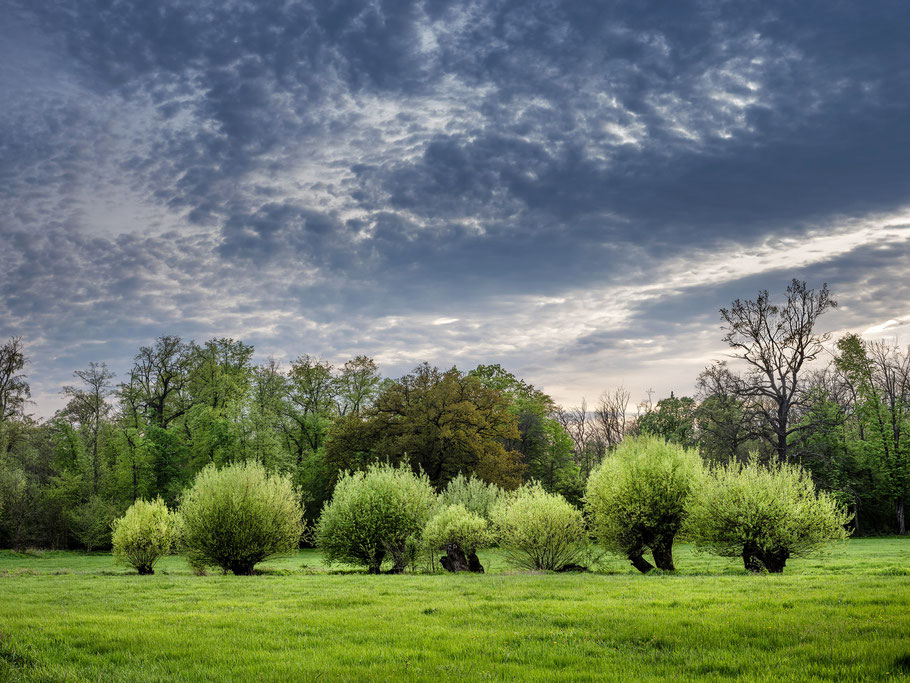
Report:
316,463,435,573
491,482,587,571
180,461,303,575
585,435,702,572
438,473,502,519
111,497,181,575
685,458,851,572
424,504,493,572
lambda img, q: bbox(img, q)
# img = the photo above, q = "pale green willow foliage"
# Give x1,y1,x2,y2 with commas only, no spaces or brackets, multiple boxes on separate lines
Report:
180,461,303,575
491,482,587,571
423,504,493,554
438,473,503,519
111,497,181,575
584,435,702,572
316,463,436,573
685,458,851,572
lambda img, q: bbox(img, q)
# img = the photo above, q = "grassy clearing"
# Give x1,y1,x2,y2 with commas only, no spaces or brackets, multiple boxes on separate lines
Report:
0,538,908,681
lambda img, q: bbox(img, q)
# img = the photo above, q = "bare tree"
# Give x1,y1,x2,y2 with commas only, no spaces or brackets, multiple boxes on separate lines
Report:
556,397,603,477
595,386,631,450
718,280,837,461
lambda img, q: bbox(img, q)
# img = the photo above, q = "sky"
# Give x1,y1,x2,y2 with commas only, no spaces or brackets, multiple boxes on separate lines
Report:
3,0,910,417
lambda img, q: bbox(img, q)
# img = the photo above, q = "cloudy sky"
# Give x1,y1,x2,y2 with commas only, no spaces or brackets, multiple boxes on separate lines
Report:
3,0,910,416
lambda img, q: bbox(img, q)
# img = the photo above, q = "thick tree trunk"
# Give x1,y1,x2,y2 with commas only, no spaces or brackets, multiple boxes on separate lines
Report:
760,548,789,573
897,499,906,535
367,550,386,574
651,538,675,571
229,562,256,575
439,543,484,573
742,543,763,573
628,552,654,574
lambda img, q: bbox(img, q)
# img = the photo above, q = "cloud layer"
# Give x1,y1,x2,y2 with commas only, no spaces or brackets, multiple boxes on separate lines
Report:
3,0,910,414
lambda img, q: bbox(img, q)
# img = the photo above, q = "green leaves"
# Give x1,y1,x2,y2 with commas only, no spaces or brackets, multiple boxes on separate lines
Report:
585,435,702,571
685,458,852,572
180,461,303,575
491,482,587,571
315,463,435,573
111,497,180,575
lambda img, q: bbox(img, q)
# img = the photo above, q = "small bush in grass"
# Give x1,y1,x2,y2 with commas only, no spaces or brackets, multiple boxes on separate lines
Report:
316,463,435,573
180,461,303,575
490,482,587,571
424,504,493,572
111,497,181,575
585,435,702,573
685,458,851,573
438,474,502,519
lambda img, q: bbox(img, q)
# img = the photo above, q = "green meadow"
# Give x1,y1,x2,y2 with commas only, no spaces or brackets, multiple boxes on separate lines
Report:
1,537,909,682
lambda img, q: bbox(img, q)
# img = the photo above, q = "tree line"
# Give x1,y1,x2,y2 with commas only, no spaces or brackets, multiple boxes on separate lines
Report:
0,280,907,549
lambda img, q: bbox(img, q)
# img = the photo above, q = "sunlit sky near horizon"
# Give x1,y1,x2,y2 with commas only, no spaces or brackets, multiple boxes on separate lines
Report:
3,0,910,417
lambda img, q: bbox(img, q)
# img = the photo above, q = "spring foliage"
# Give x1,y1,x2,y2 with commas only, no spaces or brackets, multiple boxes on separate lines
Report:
111,497,181,575
491,482,587,571
315,463,435,573
686,458,851,572
423,504,493,553
585,435,702,572
438,473,502,519
180,461,303,575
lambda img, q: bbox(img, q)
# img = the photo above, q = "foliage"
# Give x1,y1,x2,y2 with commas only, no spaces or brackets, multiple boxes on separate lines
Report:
180,461,303,575
471,364,581,500
685,458,852,572
490,482,587,571
438,473,502,519
67,495,121,551
324,364,524,490
637,393,698,448
585,435,702,572
423,504,493,554
315,463,435,573
111,497,181,575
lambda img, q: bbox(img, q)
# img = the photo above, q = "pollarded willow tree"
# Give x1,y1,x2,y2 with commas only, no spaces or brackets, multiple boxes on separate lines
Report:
585,435,702,572
316,463,436,574
686,459,851,572
180,461,303,575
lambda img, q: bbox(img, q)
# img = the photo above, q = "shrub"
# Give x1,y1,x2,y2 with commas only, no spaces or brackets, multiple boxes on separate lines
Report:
685,458,851,572
491,482,587,571
424,504,493,572
180,461,303,575
316,463,435,573
111,497,181,575
585,435,702,572
438,473,502,519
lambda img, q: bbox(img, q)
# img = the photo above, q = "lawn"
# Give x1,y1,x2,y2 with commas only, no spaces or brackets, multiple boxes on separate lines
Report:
0,538,908,681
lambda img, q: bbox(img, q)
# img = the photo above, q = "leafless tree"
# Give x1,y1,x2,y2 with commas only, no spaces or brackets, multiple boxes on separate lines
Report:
718,279,837,461
595,386,631,450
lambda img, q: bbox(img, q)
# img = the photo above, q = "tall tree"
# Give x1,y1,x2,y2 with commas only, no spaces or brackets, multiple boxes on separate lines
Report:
835,334,910,534
61,362,115,494
716,279,837,461
0,337,30,453
326,364,523,489
595,386,631,450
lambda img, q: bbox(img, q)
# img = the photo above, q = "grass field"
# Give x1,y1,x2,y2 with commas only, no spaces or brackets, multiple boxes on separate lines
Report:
1,538,908,681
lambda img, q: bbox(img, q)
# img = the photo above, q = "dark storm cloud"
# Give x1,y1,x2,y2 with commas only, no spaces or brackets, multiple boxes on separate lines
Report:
4,0,910,411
